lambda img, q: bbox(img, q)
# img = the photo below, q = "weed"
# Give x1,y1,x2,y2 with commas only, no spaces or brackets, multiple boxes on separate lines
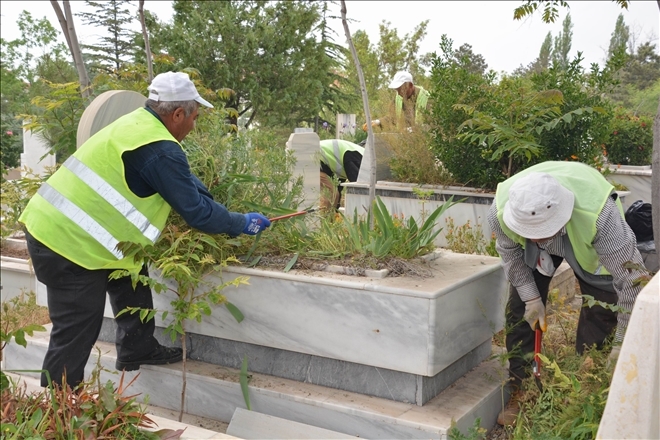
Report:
1,350,181,439
444,217,498,257
484,286,619,440
448,418,487,440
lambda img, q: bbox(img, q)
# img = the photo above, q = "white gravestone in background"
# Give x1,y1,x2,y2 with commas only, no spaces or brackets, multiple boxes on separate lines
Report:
357,133,397,183
21,126,56,178
285,132,321,210
336,114,356,139
77,90,147,148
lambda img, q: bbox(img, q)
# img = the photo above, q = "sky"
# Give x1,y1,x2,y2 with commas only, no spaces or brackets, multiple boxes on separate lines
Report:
1,1,658,75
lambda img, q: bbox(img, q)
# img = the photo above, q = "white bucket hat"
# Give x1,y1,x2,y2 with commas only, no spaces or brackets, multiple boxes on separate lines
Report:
503,172,574,239
148,72,214,108
388,71,413,89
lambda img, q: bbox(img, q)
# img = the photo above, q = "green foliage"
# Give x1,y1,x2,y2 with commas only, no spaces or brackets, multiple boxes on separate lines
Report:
491,284,620,440
428,35,501,189
551,13,573,70
513,352,612,439
240,355,252,411
607,14,630,61
444,217,498,257
1,168,51,241
77,0,139,75
1,293,46,391
111,226,250,419
529,55,617,165
581,294,630,315
19,80,88,161
514,1,629,25
448,418,487,440
0,124,22,170
2,351,179,439
455,84,599,178
151,0,351,129
182,124,305,218
603,108,653,165
387,129,453,185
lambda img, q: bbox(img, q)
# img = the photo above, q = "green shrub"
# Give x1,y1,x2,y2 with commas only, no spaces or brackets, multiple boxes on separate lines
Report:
427,35,502,190
531,56,616,167
604,108,653,165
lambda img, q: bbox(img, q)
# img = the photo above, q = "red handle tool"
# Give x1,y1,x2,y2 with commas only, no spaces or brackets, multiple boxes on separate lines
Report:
533,326,543,391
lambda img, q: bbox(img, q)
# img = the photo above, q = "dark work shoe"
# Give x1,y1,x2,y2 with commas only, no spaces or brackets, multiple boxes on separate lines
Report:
115,345,183,371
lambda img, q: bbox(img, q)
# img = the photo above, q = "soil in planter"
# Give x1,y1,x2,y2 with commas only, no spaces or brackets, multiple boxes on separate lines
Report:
251,254,435,278
0,244,30,260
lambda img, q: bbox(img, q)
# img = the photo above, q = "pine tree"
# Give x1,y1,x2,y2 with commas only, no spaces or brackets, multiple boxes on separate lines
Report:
552,13,573,69
77,0,137,75
538,32,553,71
608,13,630,61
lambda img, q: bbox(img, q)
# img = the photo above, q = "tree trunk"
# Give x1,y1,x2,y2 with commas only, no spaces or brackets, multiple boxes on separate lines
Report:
340,0,376,226
50,1,92,100
138,0,154,83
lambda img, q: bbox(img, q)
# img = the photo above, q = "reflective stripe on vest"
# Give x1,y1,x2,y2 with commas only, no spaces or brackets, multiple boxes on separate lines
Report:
61,156,161,243
37,183,123,259
332,140,342,176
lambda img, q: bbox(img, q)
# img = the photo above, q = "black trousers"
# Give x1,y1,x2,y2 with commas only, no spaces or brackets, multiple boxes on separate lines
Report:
26,232,160,388
506,255,618,388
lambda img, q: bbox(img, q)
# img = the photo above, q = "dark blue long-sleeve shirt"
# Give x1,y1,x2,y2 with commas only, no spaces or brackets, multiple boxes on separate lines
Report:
121,107,246,237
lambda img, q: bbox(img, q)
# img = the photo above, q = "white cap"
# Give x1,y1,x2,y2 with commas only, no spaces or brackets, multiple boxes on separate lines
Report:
148,72,213,108
388,71,413,89
503,172,574,239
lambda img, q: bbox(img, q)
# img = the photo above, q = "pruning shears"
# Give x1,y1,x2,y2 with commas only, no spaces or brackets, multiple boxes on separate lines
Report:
269,208,317,222
532,324,543,392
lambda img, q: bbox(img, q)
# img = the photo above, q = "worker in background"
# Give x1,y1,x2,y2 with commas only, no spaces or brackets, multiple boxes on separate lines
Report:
363,70,430,132
487,161,646,427
319,139,364,213
19,71,271,390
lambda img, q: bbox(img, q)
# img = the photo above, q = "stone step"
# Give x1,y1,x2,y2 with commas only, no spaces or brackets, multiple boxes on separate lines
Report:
227,407,360,439
4,325,509,439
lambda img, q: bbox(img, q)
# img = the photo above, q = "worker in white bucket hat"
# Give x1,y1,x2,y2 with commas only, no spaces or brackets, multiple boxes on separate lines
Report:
487,160,647,426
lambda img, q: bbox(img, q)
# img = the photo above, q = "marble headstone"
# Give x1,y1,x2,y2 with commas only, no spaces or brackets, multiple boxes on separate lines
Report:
285,131,321,209
357,133,401,183
336,114,356,139
21,125,56,177
77,90,147,148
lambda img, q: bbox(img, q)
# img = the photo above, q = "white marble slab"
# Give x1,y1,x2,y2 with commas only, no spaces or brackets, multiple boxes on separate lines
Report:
604,165,652,210
146,251,506,377
285,132,321,209
227,407,360,439
343,181,495,248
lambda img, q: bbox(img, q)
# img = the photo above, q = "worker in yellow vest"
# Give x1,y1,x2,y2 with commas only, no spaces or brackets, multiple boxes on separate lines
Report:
362,71,430,132
319,139,364,213
19,72,271,389
389,70,430,127
487,161,646,426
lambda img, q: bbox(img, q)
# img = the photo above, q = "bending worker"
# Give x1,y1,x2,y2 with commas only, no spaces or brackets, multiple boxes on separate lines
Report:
319,139,364,212
19,71,271,389
487,161,646,426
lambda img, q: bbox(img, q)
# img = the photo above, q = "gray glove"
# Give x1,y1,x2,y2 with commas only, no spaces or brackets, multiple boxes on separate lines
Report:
523,297,547,332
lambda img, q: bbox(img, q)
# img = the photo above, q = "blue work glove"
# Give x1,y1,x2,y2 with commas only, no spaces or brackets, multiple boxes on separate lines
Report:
243,213,271,235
